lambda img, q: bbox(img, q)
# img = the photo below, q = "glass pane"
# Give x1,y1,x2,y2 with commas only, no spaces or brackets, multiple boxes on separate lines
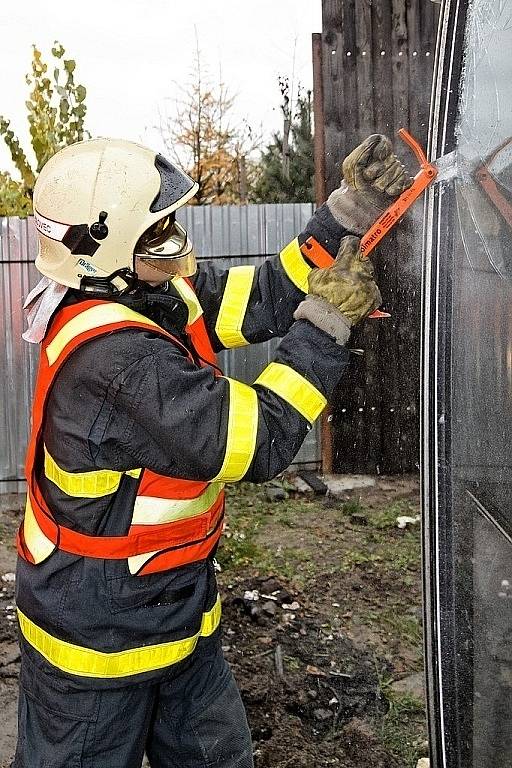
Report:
427,1,512,765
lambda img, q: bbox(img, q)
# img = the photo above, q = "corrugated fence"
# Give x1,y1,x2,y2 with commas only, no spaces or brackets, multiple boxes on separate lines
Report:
0,204,317,493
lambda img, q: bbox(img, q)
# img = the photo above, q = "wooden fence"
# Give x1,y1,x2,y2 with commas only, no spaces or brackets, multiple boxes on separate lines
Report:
317,0,439,474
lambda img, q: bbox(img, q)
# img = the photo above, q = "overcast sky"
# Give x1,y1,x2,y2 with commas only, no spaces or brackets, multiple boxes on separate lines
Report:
0,0,322,173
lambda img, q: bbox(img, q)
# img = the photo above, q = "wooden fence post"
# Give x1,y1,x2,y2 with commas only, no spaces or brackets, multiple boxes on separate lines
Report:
319,0,439,474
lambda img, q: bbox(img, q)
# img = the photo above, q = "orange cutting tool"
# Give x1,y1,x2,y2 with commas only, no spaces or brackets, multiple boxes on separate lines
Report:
301,129,439,320
363,129,438,318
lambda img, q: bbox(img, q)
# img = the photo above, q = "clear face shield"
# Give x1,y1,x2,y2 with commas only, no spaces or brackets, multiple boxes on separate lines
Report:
134,214,197,279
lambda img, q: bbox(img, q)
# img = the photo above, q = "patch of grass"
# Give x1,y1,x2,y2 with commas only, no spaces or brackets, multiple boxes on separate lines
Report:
378,691,427,767
340,549,383,572
370,499,420,530
364,606,422,649
217,536,265,570
217,484,268,572
341,498,365,517
218,483,314,578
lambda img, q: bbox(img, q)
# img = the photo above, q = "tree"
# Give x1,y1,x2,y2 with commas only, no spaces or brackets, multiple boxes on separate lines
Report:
159,46,259,205
0,42,88,217
252,78,315,204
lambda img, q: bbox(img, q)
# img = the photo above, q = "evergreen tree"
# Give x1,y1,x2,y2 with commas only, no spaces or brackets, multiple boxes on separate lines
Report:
252,79,314,203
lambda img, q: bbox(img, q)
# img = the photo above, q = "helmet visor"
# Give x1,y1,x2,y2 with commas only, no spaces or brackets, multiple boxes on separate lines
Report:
135,216,196,277
136,216,190,258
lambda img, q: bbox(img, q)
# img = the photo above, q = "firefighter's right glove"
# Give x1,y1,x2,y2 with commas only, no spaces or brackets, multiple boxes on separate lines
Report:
293,236,381,345
327,134,412,235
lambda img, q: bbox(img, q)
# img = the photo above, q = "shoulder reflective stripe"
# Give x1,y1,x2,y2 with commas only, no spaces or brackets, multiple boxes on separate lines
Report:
211,378,259,482
172,277,203,325
45,304,160,365
131,482,224,525
254,362,327,424
17,595,221,679
214,265,255,348
44,447,141,499
279,238,312,293
22,495,55,564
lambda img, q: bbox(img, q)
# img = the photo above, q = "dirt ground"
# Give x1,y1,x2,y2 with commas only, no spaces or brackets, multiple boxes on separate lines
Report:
0,476,426,768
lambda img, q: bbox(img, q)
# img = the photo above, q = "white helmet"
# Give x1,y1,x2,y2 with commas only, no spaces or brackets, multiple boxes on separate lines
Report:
33,138,199,293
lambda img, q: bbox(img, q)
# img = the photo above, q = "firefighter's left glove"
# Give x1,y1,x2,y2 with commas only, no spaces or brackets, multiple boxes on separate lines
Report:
326,134,413,235
293,236,381,345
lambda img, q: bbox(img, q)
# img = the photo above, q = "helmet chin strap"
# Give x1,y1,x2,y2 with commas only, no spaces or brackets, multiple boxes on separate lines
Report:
79,268,138,297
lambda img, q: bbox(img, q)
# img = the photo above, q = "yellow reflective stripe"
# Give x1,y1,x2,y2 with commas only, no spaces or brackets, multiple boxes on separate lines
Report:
172,277,203,325
211,378,258,482
17,595,221,679
128,551,160,575
254,362,327,424
44,447,141,499
279,238,311,293
214,265,255,348
45,304,160,366
23,495,55,564
132,482,224,525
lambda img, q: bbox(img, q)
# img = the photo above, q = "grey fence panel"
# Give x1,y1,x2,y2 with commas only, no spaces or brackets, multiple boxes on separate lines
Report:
0,219,40,493
0,204,318,492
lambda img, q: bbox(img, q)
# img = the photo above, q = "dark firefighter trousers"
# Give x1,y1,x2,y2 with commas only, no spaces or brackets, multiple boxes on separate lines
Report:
13,639,253,768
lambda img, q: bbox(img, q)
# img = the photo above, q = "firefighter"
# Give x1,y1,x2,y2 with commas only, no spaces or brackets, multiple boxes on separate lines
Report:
14,134,410,768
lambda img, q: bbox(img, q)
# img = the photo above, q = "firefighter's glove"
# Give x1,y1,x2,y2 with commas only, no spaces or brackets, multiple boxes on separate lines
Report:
294,236,381,345
327,134,413,235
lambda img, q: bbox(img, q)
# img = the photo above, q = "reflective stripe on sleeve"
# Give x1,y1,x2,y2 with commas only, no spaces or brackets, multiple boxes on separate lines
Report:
45,304,160,366
171,277,203,325
279,238,312,293
254,362,327,424
214,265,255,348
44,447,141,499
211,378,259,482
17,595,221,679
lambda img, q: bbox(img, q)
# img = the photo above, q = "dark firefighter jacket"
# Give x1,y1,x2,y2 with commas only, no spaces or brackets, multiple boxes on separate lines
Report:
16,206,353,689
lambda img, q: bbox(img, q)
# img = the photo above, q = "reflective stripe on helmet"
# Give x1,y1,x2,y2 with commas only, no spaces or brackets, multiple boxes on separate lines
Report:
34,210,71,242
254,362,327,424
279,238,312,293
17,594,221,678
215,265,255,348
211,377,259,482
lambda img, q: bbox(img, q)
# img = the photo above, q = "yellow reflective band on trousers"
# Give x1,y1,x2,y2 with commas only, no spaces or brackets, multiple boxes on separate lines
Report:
44,447,142,499
172,277,203,325
279,238,311,293
211,378,258,482
254,363,327,424
23,494,55,564
17,595,222,679
214,265,255,348
45,304,160,366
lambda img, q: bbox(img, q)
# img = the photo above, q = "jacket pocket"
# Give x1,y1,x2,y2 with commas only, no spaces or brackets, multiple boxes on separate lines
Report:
105,557,201,614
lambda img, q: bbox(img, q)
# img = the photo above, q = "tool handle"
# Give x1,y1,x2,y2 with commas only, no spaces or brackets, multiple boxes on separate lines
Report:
363,129,437,317
360,130,437,259
302,130,436,321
